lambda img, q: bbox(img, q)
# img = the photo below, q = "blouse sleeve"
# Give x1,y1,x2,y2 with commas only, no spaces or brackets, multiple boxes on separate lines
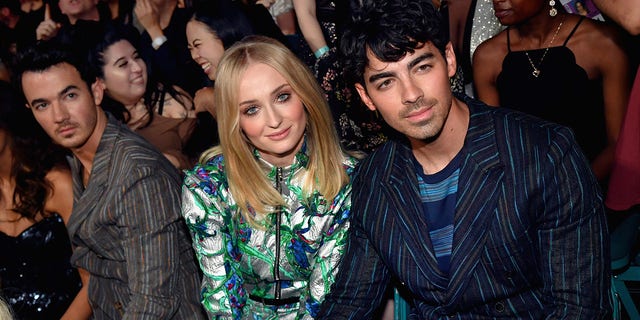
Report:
182,165,245,319
301,168,354,318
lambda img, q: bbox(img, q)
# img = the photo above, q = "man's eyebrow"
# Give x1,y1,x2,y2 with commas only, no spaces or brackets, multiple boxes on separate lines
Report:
60,85,79,96
367,71,394,84
28,85,79,106
366,52,436,84
408,52,434,69
29,97,47,106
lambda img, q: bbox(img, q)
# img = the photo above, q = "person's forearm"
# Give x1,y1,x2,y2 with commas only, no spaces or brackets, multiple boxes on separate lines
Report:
60,269,92,320
593,0,640,35
293,0,327,52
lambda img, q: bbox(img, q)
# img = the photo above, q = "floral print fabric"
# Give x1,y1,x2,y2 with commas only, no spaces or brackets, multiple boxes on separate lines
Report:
181,148,357,319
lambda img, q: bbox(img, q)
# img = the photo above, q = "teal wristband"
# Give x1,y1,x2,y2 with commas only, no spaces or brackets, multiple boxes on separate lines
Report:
314,46,329,58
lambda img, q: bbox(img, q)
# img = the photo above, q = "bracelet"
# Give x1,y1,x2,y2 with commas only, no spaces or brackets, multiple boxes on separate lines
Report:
314,46,329,58
151,35,168,50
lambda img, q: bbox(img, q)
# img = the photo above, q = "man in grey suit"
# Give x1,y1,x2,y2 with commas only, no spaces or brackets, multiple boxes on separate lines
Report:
318,0,610,318
16,40,206,319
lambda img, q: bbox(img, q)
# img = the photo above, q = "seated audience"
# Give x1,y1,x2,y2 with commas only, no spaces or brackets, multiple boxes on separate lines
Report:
317,0,611,317
80,21,198,169
473,0,630,186
181,35,360,318
0,80,91,320
15,39,206,319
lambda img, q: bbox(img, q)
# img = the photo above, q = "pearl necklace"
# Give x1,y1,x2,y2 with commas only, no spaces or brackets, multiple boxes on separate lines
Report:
524,16,565,78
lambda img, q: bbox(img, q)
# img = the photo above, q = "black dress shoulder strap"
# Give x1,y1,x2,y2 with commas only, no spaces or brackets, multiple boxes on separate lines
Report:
506,27,512,53
563,16,585,46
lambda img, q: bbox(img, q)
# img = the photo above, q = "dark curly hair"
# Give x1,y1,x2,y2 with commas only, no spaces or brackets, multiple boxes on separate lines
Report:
340,0,447,87
0,81,69,220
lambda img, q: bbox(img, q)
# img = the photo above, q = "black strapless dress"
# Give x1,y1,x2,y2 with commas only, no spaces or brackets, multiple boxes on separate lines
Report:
0,214,82,320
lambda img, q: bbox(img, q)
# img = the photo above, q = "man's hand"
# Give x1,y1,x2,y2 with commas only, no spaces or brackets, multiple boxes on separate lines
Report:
36,4,61,41
134,0,163,39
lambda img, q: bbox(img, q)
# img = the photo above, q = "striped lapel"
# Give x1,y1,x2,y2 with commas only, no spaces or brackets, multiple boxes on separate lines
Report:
66,118,118,242
444,99,505,303
380,143,450,294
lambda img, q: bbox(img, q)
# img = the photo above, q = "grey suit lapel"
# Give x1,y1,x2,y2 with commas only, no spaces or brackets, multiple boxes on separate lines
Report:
66,118,118,243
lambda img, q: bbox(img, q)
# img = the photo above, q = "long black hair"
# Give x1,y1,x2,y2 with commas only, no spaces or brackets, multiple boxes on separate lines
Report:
76,20,193,127
0,81,68,219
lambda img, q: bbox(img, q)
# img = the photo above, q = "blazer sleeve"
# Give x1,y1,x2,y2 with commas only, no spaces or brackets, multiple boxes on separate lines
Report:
182,166,239,319
117,166,189,319
317,167,392,319
536,127,611,318
302,182,353,318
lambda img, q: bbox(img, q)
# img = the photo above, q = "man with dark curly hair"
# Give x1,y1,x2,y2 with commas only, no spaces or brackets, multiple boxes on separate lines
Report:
317,0,611,318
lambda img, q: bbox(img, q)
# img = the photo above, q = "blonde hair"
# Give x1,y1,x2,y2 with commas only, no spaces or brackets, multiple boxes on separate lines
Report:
201,35,349,226
0,297,13,320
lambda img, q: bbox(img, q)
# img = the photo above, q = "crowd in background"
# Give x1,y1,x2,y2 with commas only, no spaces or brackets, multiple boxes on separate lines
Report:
0,0,638,318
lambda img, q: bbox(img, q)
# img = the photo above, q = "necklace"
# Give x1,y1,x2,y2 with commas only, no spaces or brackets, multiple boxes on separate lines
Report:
524,16,565,78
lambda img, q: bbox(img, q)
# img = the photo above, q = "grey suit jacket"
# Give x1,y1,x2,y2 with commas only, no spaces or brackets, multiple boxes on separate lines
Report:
66,114,206,319
319,95,610,319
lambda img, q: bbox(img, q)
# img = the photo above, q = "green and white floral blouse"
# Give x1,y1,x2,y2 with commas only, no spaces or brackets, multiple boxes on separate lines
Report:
181,146,357,320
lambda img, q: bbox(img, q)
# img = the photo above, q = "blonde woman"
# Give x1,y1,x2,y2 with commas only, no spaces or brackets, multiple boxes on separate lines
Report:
181,35,360,319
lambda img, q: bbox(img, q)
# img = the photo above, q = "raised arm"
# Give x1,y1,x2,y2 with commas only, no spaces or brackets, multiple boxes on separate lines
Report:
292,0,327,53
592,0,640,35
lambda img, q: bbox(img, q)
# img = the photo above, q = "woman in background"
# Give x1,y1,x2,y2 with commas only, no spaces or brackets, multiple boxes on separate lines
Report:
81,21,198,169
186,0,288,118
181,35,359,319
294,0,387,153
0,81,90,320
473,0,630,186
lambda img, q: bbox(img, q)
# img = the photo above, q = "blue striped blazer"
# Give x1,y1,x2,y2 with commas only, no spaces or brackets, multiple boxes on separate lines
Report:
318,95,611,319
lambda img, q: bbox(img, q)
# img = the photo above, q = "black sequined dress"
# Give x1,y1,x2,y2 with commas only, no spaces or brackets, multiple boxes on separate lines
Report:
0,214,81,320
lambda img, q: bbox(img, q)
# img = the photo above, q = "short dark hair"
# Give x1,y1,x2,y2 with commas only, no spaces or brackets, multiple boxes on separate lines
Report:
340,0,447,86
15,40,96,94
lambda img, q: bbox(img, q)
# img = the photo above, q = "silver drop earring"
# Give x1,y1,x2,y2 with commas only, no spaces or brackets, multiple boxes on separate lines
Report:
549,0,558,16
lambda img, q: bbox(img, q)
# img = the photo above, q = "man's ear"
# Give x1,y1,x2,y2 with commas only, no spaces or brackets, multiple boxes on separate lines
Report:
91,78,104,106
445,42,457,78
355,83,377,111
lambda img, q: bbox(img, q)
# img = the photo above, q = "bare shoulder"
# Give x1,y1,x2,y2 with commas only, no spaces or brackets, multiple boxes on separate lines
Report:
569,15,626,49
473,30,509,66
44,165,74,224
566,15,628,74
472,29,509,86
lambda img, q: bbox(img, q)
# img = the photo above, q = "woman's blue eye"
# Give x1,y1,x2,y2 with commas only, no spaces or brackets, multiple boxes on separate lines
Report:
244,105,259,116
276,93,290,102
